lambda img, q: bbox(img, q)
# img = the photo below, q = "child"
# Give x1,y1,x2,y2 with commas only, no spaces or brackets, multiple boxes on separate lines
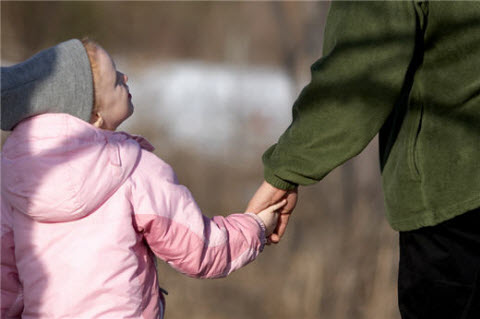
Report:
1,39,284,319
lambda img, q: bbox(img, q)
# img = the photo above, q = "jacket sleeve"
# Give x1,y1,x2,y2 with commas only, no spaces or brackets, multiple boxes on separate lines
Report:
263,1,419,190
129,150,266,279
1,201,23,318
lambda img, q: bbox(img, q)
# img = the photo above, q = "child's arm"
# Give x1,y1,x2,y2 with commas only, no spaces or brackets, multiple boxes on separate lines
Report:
128,151,280,279
255,199,286,236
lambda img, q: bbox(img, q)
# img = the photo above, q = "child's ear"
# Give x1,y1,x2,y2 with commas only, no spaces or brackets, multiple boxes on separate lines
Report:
91,113,104,128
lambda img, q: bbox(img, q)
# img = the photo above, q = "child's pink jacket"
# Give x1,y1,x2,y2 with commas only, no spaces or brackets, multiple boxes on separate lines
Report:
1,114,266,319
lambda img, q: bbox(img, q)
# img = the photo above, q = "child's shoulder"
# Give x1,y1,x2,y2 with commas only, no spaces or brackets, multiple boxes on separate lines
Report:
133,146,178,185
110,131,179,185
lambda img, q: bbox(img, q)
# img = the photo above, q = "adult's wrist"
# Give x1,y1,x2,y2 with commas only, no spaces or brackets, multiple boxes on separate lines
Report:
263,169,298,191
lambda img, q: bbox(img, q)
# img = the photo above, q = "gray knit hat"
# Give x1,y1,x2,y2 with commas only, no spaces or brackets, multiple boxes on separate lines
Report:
1,39,93,131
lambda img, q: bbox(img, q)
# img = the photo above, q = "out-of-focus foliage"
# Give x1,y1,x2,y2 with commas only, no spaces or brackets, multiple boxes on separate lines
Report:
2,1,326,78
1,2,400,319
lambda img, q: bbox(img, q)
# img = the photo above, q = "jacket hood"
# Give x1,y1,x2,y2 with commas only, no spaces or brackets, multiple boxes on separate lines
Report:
1,114,141,222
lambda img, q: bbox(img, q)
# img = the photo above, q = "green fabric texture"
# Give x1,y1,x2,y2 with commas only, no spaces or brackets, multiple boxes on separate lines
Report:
263,1,480,231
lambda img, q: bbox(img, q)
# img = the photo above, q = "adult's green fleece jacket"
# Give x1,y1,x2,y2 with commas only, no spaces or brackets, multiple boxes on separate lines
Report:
263,1,480,231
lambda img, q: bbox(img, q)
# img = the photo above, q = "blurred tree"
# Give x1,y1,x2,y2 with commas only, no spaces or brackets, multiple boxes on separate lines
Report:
272,1,330,87
2,1,328,67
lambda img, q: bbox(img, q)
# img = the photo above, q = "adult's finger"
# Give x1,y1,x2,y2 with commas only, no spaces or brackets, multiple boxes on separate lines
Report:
269,213,291,243
278,189,298,215
246,181,286,214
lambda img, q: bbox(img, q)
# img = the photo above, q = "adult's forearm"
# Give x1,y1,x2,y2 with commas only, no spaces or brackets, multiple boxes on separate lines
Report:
263,1,418,186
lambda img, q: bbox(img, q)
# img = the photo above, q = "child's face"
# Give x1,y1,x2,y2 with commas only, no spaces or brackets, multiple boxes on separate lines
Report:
95,46,134,130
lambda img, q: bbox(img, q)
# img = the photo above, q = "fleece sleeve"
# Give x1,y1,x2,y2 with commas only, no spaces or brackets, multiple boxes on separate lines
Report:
263,1,419,190
1,201,23,318
129,150,266,279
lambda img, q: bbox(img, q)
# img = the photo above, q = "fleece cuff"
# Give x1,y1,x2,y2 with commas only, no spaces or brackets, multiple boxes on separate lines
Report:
263,166,298,191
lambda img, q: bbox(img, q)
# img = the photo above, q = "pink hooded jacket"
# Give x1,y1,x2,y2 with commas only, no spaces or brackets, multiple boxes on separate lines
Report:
1,114,266,319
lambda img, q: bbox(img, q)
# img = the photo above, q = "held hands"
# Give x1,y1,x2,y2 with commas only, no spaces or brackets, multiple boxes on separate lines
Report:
246,181,298,244
256,199,287,236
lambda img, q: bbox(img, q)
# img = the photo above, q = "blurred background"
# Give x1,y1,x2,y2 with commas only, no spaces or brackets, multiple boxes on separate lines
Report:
1,1,400,318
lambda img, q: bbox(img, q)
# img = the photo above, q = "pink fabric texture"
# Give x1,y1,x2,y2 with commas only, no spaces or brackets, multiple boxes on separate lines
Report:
1,114,265,319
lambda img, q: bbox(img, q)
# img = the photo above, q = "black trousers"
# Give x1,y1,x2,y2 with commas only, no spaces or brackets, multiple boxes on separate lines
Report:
398,208,480,319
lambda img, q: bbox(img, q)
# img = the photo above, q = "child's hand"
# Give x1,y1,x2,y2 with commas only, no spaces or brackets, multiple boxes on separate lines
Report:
257,199,287,237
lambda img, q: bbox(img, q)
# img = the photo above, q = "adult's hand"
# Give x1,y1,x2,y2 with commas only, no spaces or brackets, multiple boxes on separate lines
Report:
246,181,298,244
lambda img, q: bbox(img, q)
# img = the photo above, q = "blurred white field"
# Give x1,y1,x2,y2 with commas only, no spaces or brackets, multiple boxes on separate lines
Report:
120,60,295,159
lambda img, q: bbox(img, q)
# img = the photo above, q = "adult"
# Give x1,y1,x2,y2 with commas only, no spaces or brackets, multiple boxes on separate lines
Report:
247,1,480,318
